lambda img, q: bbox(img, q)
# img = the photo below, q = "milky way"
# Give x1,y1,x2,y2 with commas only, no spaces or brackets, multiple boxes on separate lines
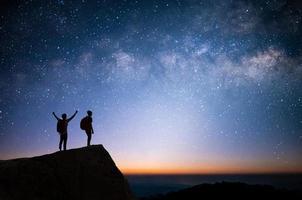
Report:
0,0,302,173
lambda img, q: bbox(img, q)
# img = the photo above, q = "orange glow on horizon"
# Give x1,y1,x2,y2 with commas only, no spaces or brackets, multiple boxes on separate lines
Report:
121,167,302,175
119,163,302,175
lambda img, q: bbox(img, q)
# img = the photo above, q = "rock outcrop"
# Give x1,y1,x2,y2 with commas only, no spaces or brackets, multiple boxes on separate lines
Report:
0,145,134,200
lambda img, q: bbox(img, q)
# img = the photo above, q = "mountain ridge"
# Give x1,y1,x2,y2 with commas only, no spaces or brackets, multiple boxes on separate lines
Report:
141,181,302,199
0,144,134,200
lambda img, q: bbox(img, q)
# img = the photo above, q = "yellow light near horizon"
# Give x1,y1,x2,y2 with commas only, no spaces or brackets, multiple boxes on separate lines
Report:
119,162,302,175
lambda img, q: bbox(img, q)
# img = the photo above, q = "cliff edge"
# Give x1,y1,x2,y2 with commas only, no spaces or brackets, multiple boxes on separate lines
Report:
0,145,134,200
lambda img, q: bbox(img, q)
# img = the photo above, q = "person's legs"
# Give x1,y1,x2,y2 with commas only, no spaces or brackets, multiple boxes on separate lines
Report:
59,134,63,151
88,133,91,146
86,130,91,146
63,134,68,151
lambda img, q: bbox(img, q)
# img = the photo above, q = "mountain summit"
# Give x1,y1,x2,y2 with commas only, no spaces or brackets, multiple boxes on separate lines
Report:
0,145,134,200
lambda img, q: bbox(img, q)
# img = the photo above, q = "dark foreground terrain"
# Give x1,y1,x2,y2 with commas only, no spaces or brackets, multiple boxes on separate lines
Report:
1,146,301,200
0,145,133,200
141,182,302,200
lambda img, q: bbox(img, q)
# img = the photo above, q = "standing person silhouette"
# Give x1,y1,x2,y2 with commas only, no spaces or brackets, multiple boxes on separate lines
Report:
80,110,94,146
52,110,78,151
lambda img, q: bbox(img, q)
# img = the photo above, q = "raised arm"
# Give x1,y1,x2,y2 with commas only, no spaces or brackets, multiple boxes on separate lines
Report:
67,110,78,122
52,112,60,120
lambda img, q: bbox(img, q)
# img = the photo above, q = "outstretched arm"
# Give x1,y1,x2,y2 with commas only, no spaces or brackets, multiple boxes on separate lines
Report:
52,112,60,120
68,110,78,122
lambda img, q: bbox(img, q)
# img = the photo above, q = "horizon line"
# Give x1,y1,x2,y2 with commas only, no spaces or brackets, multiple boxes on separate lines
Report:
124,171,302,176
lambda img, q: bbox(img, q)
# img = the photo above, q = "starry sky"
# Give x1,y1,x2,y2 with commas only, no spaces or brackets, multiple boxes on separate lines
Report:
0,0,302,174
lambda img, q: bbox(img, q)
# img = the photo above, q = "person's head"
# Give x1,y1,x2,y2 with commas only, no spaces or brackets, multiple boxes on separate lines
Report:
87,110,92,117
62,113,67,119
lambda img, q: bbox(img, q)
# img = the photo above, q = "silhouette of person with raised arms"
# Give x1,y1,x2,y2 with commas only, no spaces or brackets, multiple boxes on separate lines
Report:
80,110,94,146
52,110,78,151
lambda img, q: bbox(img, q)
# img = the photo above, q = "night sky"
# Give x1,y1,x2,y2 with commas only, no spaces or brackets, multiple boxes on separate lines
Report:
1,0,302,174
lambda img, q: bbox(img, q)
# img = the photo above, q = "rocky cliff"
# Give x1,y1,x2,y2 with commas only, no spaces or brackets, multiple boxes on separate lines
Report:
0,145,134,200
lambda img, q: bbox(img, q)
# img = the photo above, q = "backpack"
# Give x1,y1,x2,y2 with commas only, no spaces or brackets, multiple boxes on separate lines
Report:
80,117,89,131
57,119,65,133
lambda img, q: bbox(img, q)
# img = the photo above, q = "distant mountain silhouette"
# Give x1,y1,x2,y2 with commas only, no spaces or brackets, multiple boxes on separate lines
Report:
0,145,134,200
141,182,302,200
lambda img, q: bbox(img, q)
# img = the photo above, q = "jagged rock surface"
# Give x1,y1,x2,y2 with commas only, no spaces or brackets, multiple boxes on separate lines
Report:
0,145,134,200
